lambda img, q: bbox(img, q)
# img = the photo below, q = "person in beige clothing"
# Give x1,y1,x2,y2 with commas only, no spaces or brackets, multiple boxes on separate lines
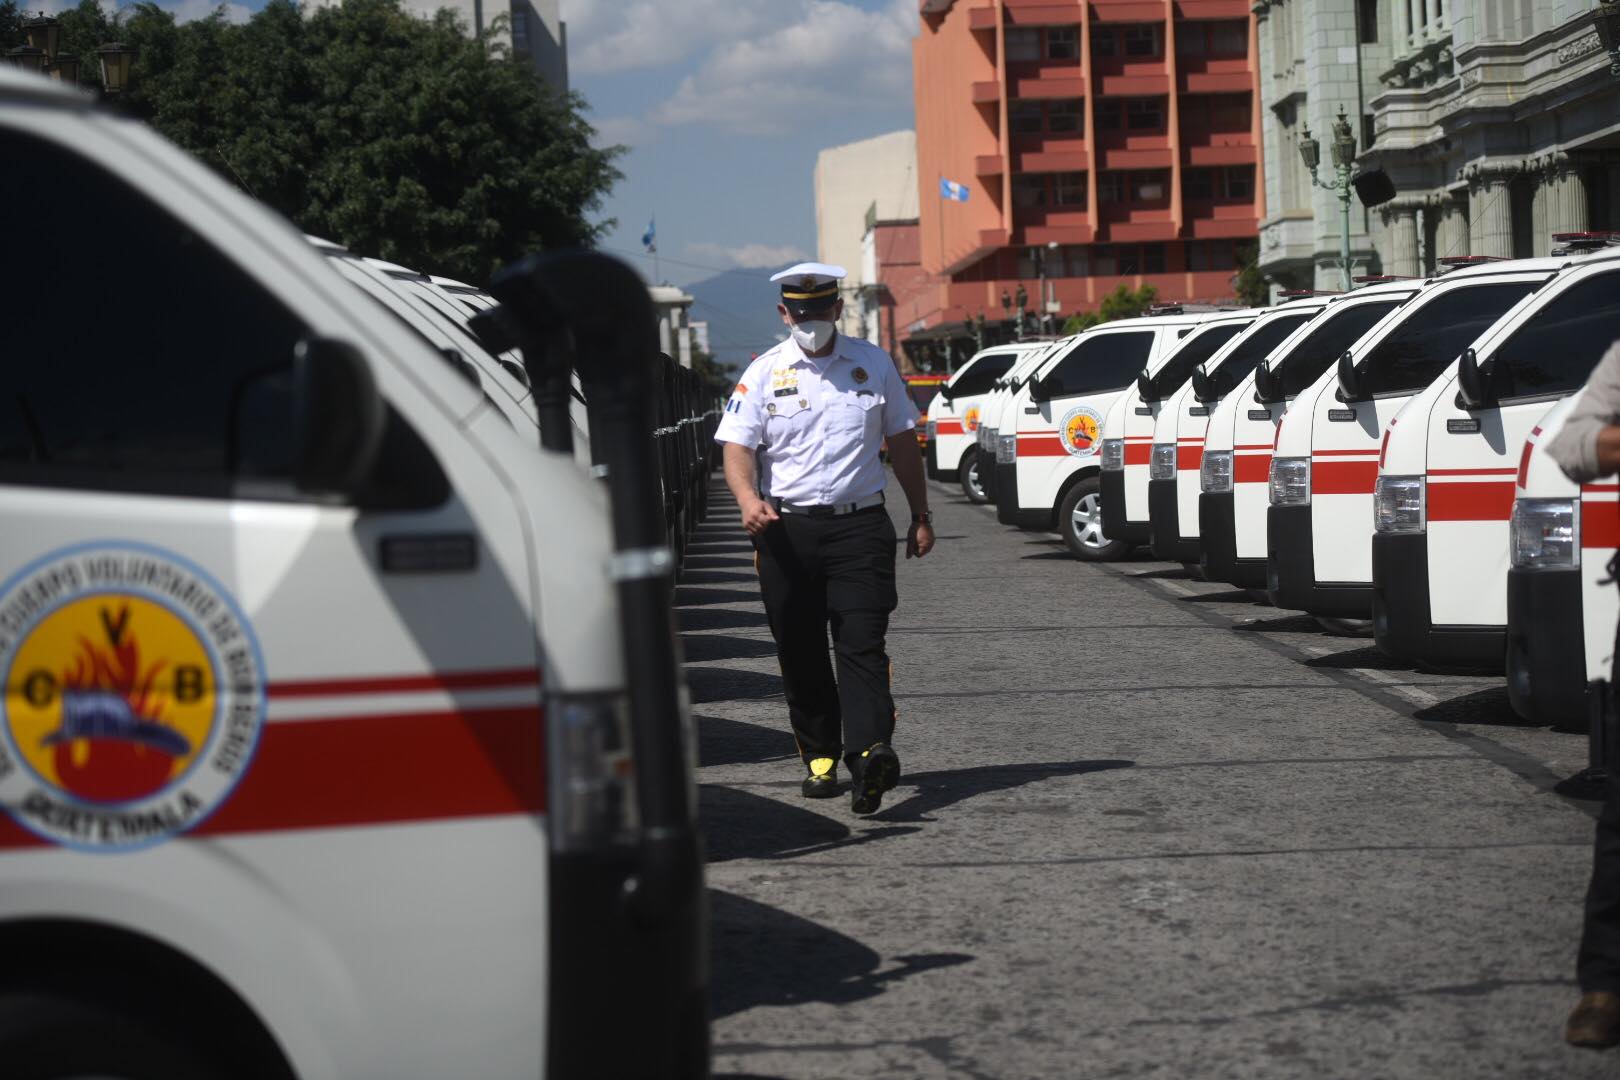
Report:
1546,341,1620,1049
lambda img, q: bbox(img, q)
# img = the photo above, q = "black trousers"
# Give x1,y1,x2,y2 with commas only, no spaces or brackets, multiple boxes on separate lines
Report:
1581,589,1620,991
752,506,898,771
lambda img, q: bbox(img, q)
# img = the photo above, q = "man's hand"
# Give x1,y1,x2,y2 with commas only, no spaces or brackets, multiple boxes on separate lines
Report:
906,520,935,559
740,495,781,536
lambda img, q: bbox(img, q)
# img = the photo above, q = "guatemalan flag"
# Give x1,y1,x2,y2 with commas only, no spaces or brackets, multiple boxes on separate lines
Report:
939,178,970,203
641,217,657,253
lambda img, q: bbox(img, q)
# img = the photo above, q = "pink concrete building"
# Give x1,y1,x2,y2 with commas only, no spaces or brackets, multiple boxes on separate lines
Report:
910,0,1263,355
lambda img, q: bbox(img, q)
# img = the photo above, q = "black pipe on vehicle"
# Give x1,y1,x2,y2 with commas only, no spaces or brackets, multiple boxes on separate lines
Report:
487,250,707,1080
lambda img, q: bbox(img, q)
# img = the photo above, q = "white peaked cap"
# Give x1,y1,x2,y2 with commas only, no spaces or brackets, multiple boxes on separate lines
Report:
769,262,847,285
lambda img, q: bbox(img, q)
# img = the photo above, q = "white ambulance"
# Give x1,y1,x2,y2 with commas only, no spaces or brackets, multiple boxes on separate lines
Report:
925,342,1041,501
1372,244,1620,669
976,339,1066,507
1146,297,1330,564
1266,256,1561,620
1198,280,1421,587
1096,308,1259,553
0,70,706,1077
998,313,1212,556
1504,392,1611,732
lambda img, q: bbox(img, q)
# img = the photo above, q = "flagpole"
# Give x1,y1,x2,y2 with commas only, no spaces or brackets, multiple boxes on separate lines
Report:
653,213,660,283
935,173,945,276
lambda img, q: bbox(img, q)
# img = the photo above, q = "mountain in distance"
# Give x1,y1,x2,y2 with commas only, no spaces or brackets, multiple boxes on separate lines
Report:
682,266,788,375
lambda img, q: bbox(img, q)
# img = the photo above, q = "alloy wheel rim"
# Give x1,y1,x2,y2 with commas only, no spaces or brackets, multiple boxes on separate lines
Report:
966,461,983,499
1071,492,1105,548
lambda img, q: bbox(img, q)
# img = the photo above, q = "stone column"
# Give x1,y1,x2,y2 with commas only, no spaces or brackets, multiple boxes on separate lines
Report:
1551,152,1589,237
1431,191,1468,260
1531,156,1552,258
1380,199,1422,276
1392,0,1410,57
1466,162,1517,259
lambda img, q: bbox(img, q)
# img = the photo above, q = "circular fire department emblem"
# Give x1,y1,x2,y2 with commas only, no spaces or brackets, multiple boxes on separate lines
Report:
963,406,981,433
1059,405,1104,458
0,543,266,852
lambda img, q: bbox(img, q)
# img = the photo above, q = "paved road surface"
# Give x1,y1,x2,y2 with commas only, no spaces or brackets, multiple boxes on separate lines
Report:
681,473,1610,1079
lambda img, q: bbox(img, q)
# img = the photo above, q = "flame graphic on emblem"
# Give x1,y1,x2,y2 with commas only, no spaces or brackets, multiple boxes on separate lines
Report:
1066,414,1097,453
40,604,192,803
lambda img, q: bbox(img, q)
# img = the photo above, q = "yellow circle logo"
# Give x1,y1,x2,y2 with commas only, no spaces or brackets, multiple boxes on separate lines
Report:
963,406,981,433
0,545,264,851
1060,406,1104,457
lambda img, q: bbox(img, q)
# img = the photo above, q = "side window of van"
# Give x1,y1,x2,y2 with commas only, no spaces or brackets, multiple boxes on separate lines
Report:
1492,271,1620,400
1355,281,1538,397
1211,312,1315,386
1041,331,1155,397
948,353,1017,397
1149,321,1248,396
0,129,306,498
1279,299,1402,396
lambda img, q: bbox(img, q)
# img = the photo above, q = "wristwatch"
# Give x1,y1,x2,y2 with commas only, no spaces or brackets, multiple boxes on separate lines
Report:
911,511,933,525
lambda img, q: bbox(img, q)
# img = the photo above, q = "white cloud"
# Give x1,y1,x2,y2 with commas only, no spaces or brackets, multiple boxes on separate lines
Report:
566,0,782,75
587,113,648,150
647,0,916,135
687,241,809,269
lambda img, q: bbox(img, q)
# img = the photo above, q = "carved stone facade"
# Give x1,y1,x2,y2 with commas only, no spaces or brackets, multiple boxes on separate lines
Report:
1258,0,1620,294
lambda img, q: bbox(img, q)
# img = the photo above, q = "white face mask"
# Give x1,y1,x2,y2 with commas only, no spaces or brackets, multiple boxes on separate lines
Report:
789,320,835,353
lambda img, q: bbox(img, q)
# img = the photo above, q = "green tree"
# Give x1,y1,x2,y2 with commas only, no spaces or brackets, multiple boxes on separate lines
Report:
1234,240,1270,307
1061,283,1159,333
3,0,622,285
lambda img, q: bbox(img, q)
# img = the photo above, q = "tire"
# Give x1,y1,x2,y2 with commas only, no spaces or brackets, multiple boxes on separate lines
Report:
1060,477,1132,561
959,449,988,504
0,992,222,1080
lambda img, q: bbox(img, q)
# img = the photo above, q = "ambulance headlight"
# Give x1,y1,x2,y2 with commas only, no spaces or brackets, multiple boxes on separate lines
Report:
1511,498,1579,569
996,434,1018,464
926,419,937,440
1374,475,1425,534
1149,443,1176,480
1101,439,1124,472
1200,450,1233,494
548,691,639,852
1269,457,1311,506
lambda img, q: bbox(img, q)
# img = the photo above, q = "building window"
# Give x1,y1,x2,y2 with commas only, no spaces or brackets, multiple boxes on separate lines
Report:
1094,245,1117,275
1013,172,1089,210
1123,25,1159,57
1181,93,1251,133
1047,99,1084,133
1132,173,1167,202
1098,173,1125,203
1126,98,1164,131
1176,20,1248,57
1187,239,1239,271
1006,28,1040,61
1225,165,1253,199
1010,101,1044,134
1091,28,1117,56
1046,26,1079,59
1182,166,1254,201
1090,245,1165,276
1097,104,1122,130
1099,171,1169,205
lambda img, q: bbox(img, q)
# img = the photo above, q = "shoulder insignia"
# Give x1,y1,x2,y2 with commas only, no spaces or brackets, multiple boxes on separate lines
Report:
735,382,748,396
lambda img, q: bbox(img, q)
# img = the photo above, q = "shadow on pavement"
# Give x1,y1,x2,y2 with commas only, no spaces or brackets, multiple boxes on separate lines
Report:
1231,614,1322,634
682,554,753,570
682,634,780,663
679,607,769,632
1179,589,1266,605
871,759,1135,823
697,714,797,768
710,888,973,1019
1413,685,1538,728
1303,646,1415,671
676,586,759,607
1131,567,1191,579
1020,550,1072,561
688,666,784,704
679,569,760,585
700,784,921,862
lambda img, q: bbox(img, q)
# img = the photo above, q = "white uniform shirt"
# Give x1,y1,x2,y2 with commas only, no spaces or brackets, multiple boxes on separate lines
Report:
715,334,919,506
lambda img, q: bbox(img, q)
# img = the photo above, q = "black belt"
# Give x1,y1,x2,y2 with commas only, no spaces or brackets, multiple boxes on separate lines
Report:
772,493,885,517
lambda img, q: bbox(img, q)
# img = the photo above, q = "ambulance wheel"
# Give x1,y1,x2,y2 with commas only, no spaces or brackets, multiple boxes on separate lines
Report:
0,992,224,1080
1061,478,1130,561
960,450,988,503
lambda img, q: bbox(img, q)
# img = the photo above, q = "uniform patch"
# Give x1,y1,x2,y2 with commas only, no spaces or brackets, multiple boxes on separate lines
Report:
725,398,743,414
963,406,981,433
735,382,749,396
799,399,808,409
1059,405,1104,458
853,367,869,384
774,387,799,397
767,403,777,414
0,543,266,852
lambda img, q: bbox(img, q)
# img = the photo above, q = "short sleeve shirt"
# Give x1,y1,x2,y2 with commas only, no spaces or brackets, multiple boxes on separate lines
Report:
714,334,919,505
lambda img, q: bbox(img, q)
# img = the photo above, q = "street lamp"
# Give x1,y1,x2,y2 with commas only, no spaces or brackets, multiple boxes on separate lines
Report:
1299,107,1358,292
5,45,48,74
1014,283,1028,339
23,14,61,59
96,42,137,94
47,53,80,82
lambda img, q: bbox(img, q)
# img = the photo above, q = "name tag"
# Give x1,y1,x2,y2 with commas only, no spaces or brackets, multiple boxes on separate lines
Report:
774,387,800,398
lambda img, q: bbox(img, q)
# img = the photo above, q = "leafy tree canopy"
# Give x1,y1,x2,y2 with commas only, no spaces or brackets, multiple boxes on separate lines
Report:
1,0,622,284
1061,283,1159,334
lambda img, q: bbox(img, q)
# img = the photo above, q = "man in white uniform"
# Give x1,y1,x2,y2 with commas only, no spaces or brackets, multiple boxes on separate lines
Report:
714,262,934,814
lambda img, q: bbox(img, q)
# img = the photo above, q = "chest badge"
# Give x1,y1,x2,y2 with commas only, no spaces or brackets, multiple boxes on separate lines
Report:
767,403,777,414
799,398,808,409
853,366,869,384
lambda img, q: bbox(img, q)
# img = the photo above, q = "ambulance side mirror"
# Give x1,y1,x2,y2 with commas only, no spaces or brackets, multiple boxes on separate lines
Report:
1336,350,1363,402
1136,370,1155,402
1253,360,1280,403
1027,373,1051,403
1190,364,1212,402
1454,346,1505,410
938,382,955,402
293,337,386,497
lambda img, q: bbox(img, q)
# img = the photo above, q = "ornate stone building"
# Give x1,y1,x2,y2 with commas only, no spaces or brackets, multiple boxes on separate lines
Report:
1255,0,1619,293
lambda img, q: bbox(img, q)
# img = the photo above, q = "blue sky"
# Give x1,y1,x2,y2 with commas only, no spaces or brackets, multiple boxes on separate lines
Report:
99,0,922,290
